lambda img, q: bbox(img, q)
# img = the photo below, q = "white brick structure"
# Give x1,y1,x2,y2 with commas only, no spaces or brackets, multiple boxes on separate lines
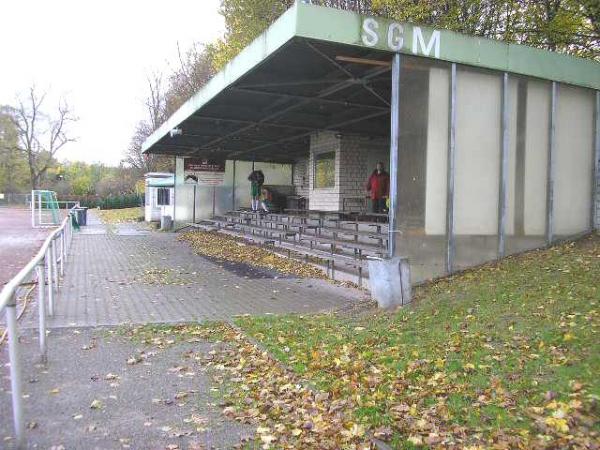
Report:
292,131,388,211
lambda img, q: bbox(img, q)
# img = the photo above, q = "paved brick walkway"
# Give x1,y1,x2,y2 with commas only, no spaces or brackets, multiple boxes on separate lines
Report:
39,212,365,328
0,327,252,449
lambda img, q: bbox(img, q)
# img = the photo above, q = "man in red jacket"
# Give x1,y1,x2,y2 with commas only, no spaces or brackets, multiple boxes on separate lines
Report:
366,162,390,213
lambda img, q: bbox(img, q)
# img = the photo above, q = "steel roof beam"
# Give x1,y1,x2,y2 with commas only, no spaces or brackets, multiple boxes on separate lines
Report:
236,78,347,89
229,109,389,158
231,87,389,111
186,114,316,132
304,40,391,107
188,64,391,154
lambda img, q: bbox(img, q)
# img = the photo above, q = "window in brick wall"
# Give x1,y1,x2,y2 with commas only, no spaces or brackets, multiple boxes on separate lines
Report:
314,152,335,188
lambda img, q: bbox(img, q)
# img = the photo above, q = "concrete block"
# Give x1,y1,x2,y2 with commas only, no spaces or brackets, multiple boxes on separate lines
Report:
160,215,173,231
368,257,411,308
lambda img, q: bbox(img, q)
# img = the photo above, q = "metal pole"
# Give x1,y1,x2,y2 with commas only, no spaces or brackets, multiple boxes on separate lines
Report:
59,232,65,277
212,186,216,217
51,239,58,289
36,263,47,362
388,53,401,258
498,73,510,258
192,184,197,224
592,91,600,231
173,155,177,225
38,191,42,226
232,160,237,211
31,190,35,228
47,248,54,316
446,63,457,274
67,215,72,249
6,296,24,447
546,82,558,245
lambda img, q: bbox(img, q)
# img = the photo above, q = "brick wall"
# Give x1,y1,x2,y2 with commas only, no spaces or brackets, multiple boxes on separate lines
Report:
292,159,309,198
293,131,390,211
308,132,341,211
339,135,389,210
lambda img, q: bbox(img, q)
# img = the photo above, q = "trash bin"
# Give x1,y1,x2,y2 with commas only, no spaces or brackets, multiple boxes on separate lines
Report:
73,207,88,226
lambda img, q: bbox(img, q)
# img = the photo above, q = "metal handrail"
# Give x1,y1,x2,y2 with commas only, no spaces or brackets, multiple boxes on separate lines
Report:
0,206,76,448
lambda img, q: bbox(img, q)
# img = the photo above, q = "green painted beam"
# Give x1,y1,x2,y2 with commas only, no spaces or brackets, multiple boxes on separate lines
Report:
295,4,600,90
143,2,599,154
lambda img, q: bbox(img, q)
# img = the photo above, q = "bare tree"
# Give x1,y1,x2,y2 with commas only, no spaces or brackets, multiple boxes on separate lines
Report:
145,71,166,130
164,43,215,117
10,86,77,190
124,42,215,175
124,74,173,174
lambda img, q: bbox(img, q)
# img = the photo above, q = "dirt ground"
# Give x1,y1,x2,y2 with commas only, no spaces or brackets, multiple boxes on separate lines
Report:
0,208,52,287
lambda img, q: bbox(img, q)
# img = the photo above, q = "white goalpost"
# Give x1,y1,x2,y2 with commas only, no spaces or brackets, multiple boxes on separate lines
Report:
31,190,61,228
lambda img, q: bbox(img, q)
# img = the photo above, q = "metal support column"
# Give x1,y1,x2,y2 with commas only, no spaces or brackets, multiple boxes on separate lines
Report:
172,156,177,225
232,160,237,211
6,296,24,447
446,63,457,273
388,53,401,258
498,73,510,258
546,82,558,245
593,91,600,231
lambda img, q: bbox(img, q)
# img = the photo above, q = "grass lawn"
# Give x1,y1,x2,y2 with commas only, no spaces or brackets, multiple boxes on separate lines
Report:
126,235,599,449
97,207,143,224
234,234,599,448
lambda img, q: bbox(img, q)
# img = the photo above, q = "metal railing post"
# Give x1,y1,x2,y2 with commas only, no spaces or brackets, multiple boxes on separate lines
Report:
46,249,54,316
51,239,58,289
59,232,65,277
6,294,24,447
0,211,75,448
36,263,47,362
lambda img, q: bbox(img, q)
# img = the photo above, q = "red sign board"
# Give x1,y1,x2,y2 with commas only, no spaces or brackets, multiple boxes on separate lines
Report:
184,158,226,173
184,157,226,186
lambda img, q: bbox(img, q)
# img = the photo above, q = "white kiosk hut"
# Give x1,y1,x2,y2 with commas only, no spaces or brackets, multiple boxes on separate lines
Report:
144,173,174,222
142,3,599,287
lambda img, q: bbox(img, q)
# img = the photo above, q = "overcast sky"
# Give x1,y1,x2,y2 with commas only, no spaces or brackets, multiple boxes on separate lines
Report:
0,0,224,166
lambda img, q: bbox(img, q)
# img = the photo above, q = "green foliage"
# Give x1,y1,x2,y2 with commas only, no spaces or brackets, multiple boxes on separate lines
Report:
77,194,143,210
210,0,294,70
236,235,600,448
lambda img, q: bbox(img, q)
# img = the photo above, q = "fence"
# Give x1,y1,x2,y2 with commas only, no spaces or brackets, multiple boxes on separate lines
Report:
0,206,76,447
60,193,143,210
0,193,30,207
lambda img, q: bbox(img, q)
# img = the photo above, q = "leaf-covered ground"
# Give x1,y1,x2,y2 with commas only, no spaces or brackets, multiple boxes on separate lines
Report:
232,235,600,449
126,235,599,449
178,231,326,279
97,207,143,224
135,266,193,286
